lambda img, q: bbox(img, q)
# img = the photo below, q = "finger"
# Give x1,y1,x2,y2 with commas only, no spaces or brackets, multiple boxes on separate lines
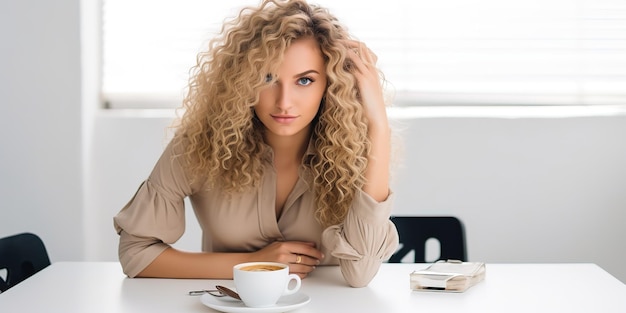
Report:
343,40,363,60
289,260,316,276
290,265,315,278
347,49,368,75
292,253,320,266
287,253,316,277
294,272,309,279
344,40,375,63
346,49,376,80
281,241,323,260
343,39,362,50
291,245,324,262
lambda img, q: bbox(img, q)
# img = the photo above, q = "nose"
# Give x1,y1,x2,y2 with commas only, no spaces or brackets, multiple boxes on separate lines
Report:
275,82,292,111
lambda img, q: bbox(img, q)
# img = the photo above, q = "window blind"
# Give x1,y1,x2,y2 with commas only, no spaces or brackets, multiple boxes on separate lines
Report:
102,0,626,109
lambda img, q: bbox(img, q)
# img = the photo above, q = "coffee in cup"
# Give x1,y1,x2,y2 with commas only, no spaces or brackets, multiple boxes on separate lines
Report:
239,264,284,272
233,262,301,307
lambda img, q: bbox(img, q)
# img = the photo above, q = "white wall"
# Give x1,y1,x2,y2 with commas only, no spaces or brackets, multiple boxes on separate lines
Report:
1,0,625,285
389,114,626,275
0,0,84,262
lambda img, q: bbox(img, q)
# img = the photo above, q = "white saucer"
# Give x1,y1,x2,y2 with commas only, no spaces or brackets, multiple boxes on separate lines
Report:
200,292,310,313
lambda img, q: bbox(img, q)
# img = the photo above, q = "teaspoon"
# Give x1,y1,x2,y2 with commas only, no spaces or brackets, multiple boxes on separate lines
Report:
216,285,242,300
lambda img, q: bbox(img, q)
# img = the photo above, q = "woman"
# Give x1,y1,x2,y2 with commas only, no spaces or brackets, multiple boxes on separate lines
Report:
113,0,398,288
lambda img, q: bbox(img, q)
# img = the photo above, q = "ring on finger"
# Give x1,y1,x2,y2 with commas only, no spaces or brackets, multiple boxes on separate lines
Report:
295,254,302,264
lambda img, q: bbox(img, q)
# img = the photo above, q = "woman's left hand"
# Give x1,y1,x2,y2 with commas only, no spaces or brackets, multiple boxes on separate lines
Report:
345,40,388,130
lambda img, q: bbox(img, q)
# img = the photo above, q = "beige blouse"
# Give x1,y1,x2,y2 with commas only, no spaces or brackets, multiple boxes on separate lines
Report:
113,139,399,287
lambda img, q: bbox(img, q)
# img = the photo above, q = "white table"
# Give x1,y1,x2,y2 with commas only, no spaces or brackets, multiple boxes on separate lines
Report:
1,262,625,312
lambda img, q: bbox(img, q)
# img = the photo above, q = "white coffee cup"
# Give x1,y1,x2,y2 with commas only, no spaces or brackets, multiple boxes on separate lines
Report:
233,262,301,308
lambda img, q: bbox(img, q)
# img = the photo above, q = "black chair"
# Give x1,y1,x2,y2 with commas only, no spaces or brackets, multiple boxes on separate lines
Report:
0,232,51,292
388,216,467,263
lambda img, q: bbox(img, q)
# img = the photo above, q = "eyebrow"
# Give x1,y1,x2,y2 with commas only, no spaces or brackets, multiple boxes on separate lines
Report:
293,70,320,78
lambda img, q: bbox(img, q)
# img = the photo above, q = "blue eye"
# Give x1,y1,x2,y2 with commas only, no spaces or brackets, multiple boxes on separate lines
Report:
265,74,274,83
297,77,313,86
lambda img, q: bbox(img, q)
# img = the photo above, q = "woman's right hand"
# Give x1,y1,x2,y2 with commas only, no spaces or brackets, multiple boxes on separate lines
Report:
252,241,324,278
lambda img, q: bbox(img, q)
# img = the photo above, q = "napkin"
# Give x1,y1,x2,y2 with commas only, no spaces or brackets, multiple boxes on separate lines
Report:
410,260,486,292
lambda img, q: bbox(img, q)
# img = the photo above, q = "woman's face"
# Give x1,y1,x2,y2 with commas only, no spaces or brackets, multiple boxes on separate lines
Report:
255,37,327,141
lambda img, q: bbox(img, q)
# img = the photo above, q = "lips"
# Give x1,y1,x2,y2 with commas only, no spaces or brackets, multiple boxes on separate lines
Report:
271,114,298,124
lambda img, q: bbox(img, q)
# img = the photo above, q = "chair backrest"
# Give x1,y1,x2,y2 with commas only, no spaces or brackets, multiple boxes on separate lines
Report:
388,216,467,263
0,232,51,292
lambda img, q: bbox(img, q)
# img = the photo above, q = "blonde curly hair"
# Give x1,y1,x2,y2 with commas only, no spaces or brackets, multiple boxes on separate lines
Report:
175,0,387,228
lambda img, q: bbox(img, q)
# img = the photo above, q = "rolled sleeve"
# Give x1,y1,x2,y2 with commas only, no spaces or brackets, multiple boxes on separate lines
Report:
117,230,170,278
113,139,192,277
113,179,186,277
322,189,399,287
